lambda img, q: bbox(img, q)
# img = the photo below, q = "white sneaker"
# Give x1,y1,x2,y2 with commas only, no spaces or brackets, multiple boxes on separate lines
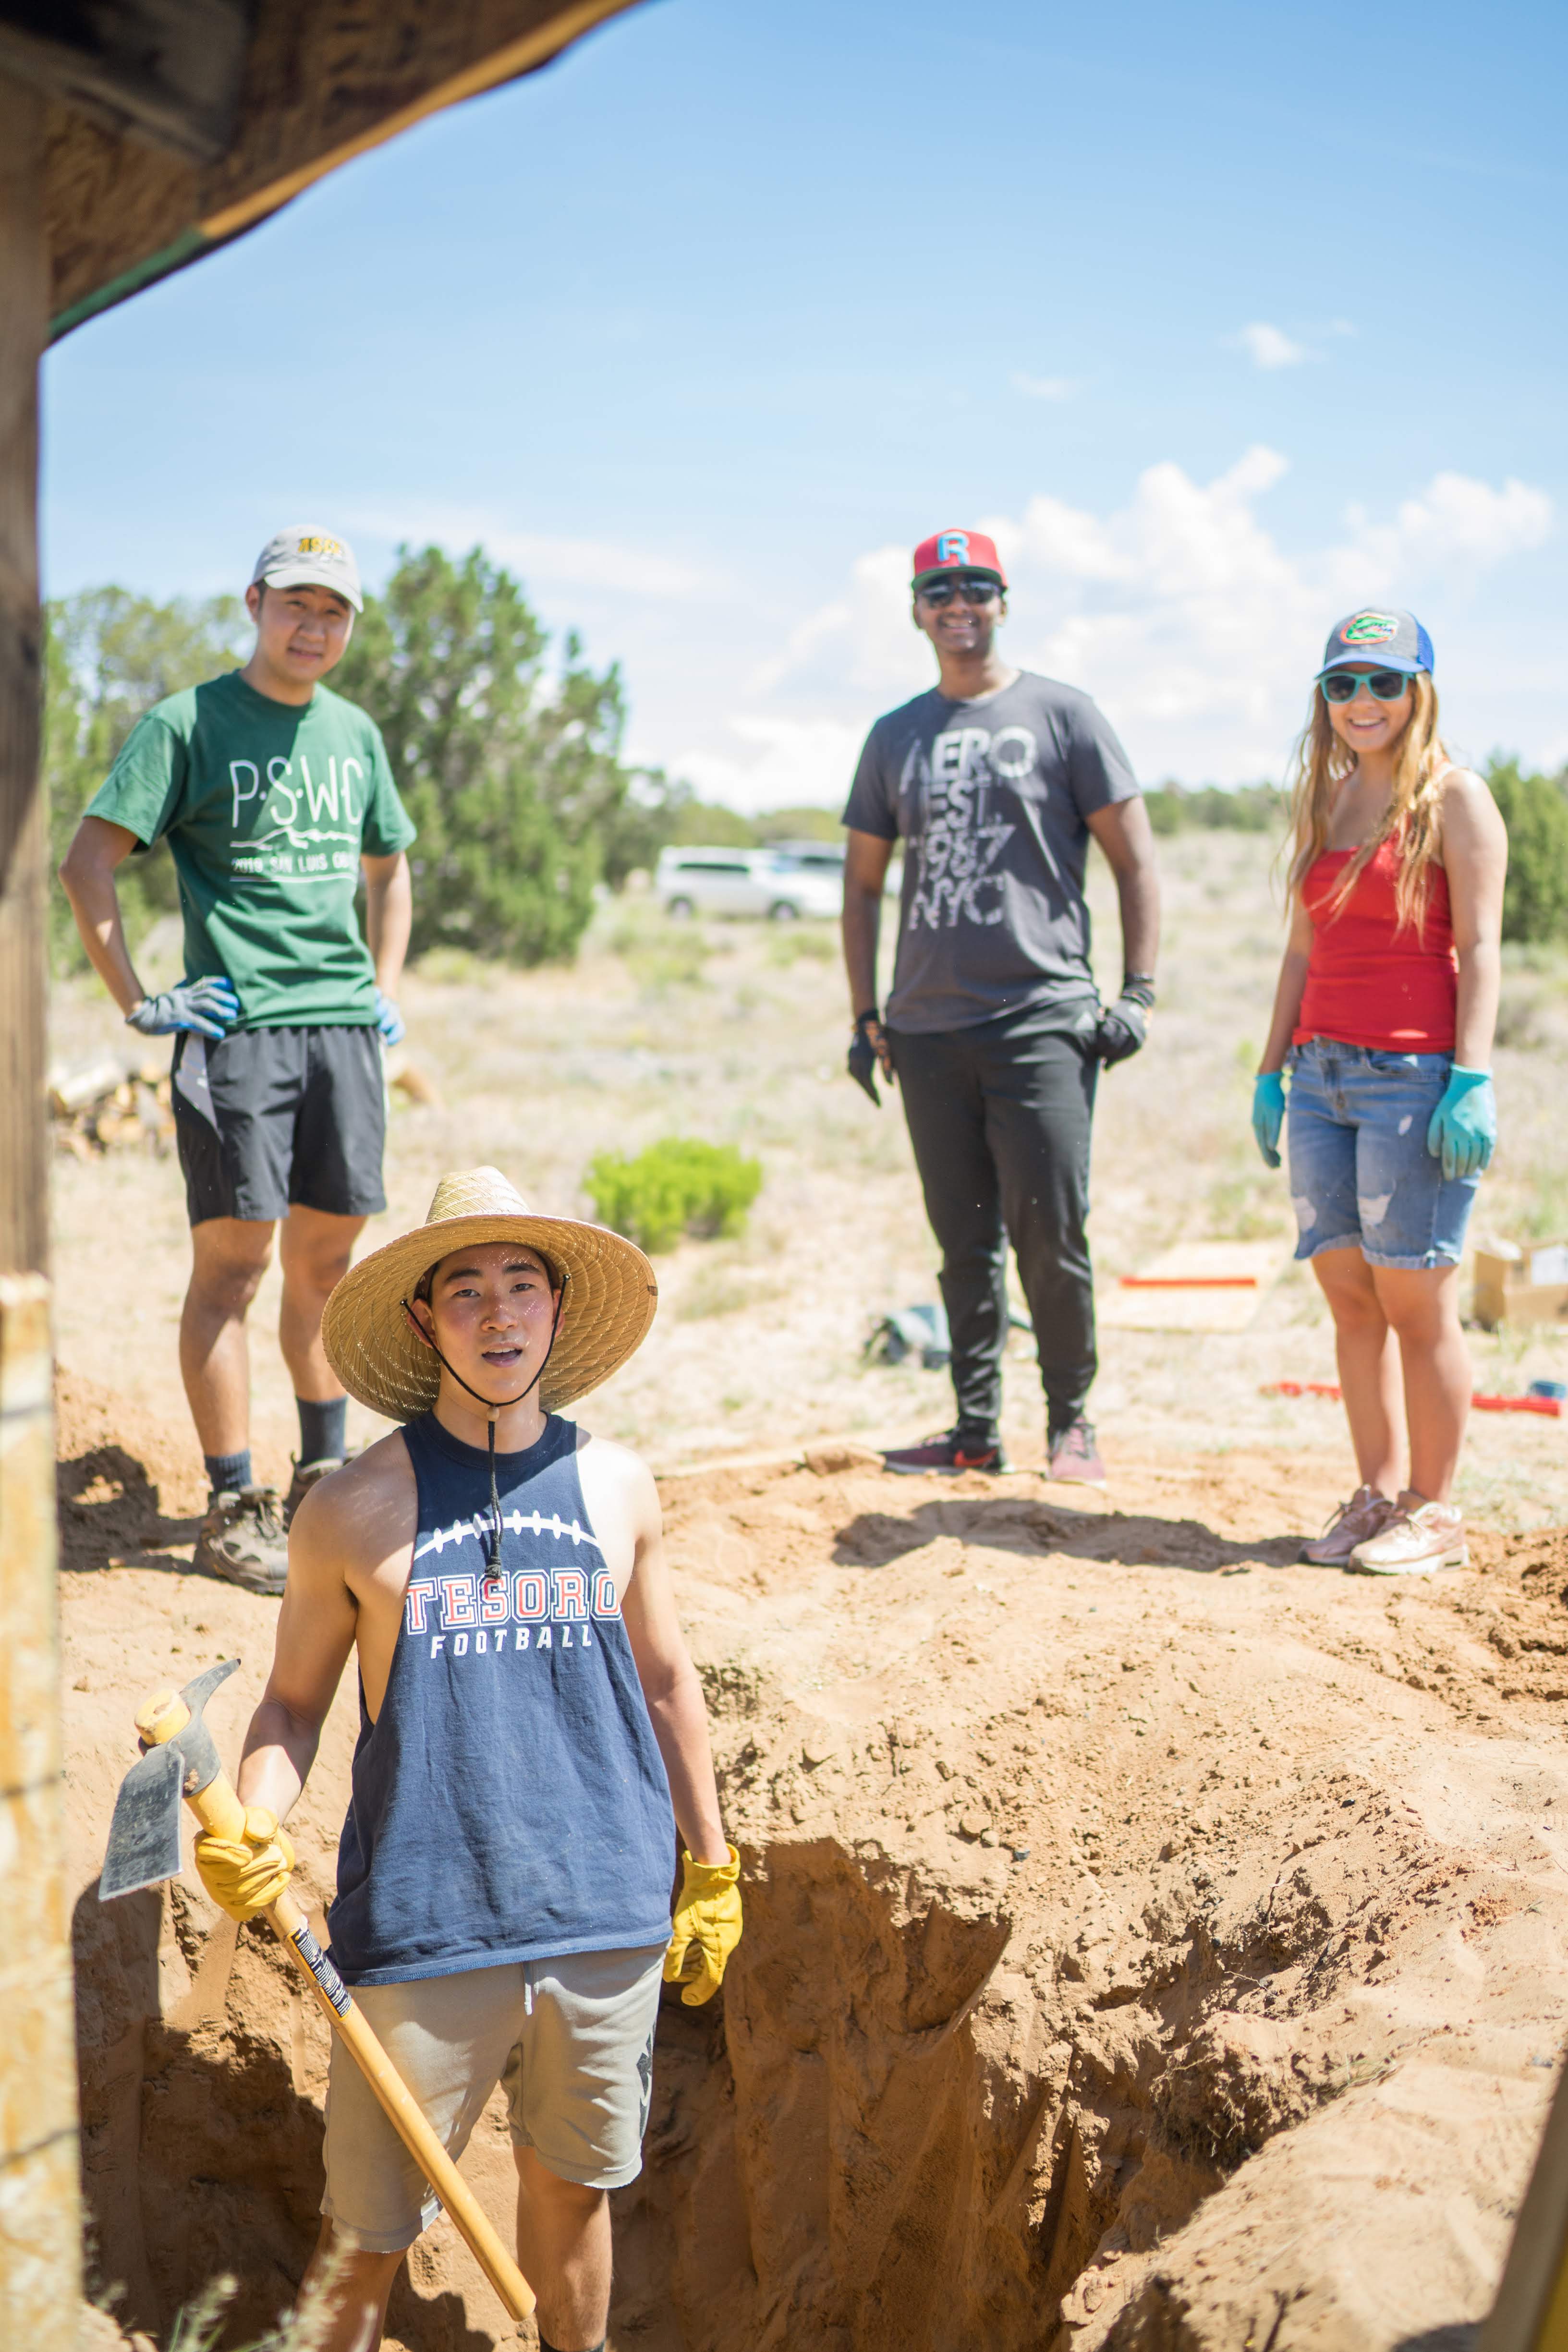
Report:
1348,1498,1468,1576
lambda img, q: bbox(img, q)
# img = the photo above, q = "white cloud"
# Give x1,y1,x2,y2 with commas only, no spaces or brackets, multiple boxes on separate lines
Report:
672,716,867,815
710,453,1556,795
1362,473,1553,570
1235,321,1308,370
1009,372,1076,401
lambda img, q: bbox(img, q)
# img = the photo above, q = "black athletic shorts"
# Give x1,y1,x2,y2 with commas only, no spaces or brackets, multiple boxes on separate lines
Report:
171,1025,388,1227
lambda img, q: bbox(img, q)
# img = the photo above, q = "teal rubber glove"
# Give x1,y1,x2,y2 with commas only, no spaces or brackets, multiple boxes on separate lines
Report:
1426,1065,1495,1180
1252,1072,1286,1169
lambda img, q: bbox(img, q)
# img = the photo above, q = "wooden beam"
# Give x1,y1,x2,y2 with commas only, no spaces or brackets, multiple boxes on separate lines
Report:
0,0,251,165
46,0,647,333
0,68,79,2351
0,75,47,1275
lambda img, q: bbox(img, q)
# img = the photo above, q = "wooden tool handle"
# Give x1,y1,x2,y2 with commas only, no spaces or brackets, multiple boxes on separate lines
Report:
264,1884,535,2323
134,1695,535,2323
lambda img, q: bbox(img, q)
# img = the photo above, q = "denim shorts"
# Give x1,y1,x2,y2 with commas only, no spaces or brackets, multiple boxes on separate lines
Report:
1286,1038,1480,1271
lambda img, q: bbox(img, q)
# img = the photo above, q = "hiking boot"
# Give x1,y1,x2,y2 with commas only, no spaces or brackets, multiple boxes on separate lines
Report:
196,1486,288,1595
882,1428,1011,1476
284,1453,349,1528
1046,1418,1106,1486
1301,1484,1396,1566
1349,1497,1469,1577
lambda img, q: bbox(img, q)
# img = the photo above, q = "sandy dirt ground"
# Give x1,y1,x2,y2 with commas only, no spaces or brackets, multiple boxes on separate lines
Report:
55,834,1568,2348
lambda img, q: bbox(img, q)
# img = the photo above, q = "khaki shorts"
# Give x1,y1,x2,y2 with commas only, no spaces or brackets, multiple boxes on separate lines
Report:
321,1946,665,2252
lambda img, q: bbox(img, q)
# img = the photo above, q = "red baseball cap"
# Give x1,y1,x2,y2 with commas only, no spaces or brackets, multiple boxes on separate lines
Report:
911,528,1007,591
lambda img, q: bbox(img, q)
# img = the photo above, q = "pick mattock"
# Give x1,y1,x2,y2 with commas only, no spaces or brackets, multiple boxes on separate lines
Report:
99,1658,535,2327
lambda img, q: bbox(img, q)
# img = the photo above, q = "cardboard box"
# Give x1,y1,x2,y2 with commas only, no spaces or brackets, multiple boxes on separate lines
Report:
1472,1239,1568,1330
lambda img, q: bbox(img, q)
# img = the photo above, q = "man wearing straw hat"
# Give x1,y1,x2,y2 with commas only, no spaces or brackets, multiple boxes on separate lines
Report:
191,1166,741,2352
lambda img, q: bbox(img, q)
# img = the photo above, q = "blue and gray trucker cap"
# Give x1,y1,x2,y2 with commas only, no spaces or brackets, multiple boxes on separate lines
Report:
1318,607,1433,678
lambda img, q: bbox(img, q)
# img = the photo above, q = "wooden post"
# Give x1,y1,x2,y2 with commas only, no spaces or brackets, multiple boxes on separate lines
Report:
0,67,80,2351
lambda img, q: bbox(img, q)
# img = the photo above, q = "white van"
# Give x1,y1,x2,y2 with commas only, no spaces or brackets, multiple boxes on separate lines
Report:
656,846,842,922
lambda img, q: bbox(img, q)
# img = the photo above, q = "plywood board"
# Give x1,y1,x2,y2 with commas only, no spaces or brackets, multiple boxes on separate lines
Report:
1098,1241,1286,1332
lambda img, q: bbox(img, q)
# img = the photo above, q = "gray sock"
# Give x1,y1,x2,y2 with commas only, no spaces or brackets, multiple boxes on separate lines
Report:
296,1394,348,1465
205,1449,253,1499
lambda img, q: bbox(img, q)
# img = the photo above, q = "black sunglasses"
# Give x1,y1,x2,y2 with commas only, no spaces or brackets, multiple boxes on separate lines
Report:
918,576,1002,607
1320,668,1412,704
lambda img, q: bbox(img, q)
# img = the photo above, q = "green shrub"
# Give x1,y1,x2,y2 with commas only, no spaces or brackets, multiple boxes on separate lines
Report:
585,1138,763,1253
1484,757,1568,945
1142,781,1286,836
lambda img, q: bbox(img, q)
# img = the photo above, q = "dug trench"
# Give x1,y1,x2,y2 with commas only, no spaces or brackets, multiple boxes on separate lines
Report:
61,1386,1568,2351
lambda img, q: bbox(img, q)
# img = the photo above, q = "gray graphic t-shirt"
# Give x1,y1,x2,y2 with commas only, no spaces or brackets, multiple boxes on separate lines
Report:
842,671,1140,1034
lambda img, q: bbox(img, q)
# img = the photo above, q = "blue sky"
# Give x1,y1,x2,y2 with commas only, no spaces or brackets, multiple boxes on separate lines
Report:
43,0,1567,807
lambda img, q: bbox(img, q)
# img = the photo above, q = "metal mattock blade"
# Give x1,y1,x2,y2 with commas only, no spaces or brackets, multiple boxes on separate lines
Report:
99,1741,186,1900
178,1657,240,1721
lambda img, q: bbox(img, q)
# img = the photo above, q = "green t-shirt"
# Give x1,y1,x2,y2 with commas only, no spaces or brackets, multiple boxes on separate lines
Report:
87,671,416,1030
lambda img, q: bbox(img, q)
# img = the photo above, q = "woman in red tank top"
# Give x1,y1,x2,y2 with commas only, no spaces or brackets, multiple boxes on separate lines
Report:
1252,610,1507,1577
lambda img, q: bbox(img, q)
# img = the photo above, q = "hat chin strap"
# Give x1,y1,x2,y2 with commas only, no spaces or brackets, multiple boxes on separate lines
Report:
400,1278,568,1580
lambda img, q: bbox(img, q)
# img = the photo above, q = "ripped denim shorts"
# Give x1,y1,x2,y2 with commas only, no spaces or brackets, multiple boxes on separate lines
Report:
1285,1038,1480,1271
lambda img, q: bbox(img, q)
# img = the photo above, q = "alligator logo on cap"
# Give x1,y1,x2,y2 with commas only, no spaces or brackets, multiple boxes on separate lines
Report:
1339,612,1399,645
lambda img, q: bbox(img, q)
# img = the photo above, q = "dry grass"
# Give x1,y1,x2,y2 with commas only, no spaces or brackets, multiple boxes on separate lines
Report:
47,834,1568,1523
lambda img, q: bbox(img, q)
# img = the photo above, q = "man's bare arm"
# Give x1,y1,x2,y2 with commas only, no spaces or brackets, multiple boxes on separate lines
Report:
59,815,150,1015
841,829,895,1017
619,1468,729,1863
363,849,412,997
1085,796,1161,979
235,1481,361,1822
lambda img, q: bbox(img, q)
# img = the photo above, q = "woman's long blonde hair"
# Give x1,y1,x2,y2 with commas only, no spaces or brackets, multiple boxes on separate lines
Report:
1285,672,1451,933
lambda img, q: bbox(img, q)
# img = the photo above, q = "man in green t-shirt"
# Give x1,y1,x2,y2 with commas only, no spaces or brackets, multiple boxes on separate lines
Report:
60,526,416,1595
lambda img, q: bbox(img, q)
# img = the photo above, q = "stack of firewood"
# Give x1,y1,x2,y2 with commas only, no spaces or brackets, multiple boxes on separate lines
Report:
48,1058,176,1160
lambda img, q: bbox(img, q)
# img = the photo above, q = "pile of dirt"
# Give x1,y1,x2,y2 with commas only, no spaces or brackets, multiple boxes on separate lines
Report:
62,1437,1568,2351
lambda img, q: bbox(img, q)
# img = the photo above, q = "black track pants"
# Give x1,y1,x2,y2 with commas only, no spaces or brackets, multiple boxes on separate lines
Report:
888,1017,1098,1440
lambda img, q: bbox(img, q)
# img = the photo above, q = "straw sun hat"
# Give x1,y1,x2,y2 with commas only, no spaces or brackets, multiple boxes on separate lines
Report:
321,1167,658,1423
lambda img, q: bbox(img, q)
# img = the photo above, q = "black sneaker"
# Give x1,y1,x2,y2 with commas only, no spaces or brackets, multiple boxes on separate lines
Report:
882,1428,1011,1476
1046,1417,1106,1486
284,1453,350,1528
195,1486,288,1595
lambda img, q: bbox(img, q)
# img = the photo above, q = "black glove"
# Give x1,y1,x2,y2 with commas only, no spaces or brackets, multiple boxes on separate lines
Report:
1092,974,1155,1068
848,1011,886,1106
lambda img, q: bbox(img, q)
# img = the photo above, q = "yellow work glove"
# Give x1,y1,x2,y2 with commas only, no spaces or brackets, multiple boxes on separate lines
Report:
663,1843,743,2006
194,1805,296,1923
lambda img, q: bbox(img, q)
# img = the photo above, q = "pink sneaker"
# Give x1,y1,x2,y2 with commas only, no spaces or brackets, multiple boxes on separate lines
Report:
1046,1418,1106,1486
1301,1485,1395,1567
1349,1498,1468,1576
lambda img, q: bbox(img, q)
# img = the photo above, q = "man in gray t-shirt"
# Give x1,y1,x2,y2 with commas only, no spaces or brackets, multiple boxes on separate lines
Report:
841,526,1161,1484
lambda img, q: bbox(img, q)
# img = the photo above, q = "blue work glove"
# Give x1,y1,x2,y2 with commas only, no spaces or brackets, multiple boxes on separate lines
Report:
1427,1065,1495,1180
1252,1072,1286,1169
125,976,239,1040
373,990,406,1047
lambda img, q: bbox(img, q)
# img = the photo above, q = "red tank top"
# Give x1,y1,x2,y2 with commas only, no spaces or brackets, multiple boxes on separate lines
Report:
1295,836,1457,1052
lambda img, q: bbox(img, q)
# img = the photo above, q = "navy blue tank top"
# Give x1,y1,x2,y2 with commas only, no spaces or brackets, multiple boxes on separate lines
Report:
327,1412,676,1986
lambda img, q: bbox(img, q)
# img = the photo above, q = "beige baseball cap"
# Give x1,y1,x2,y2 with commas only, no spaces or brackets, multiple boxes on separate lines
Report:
251,524,363,611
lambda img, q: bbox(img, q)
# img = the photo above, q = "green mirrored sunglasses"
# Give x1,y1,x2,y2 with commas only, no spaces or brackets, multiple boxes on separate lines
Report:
1319,667,1414,704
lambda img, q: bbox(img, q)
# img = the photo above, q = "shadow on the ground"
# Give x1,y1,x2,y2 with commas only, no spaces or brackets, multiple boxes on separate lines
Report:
832,1493,1307,1575
72,1878,495,2352
58,1443,199,1574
